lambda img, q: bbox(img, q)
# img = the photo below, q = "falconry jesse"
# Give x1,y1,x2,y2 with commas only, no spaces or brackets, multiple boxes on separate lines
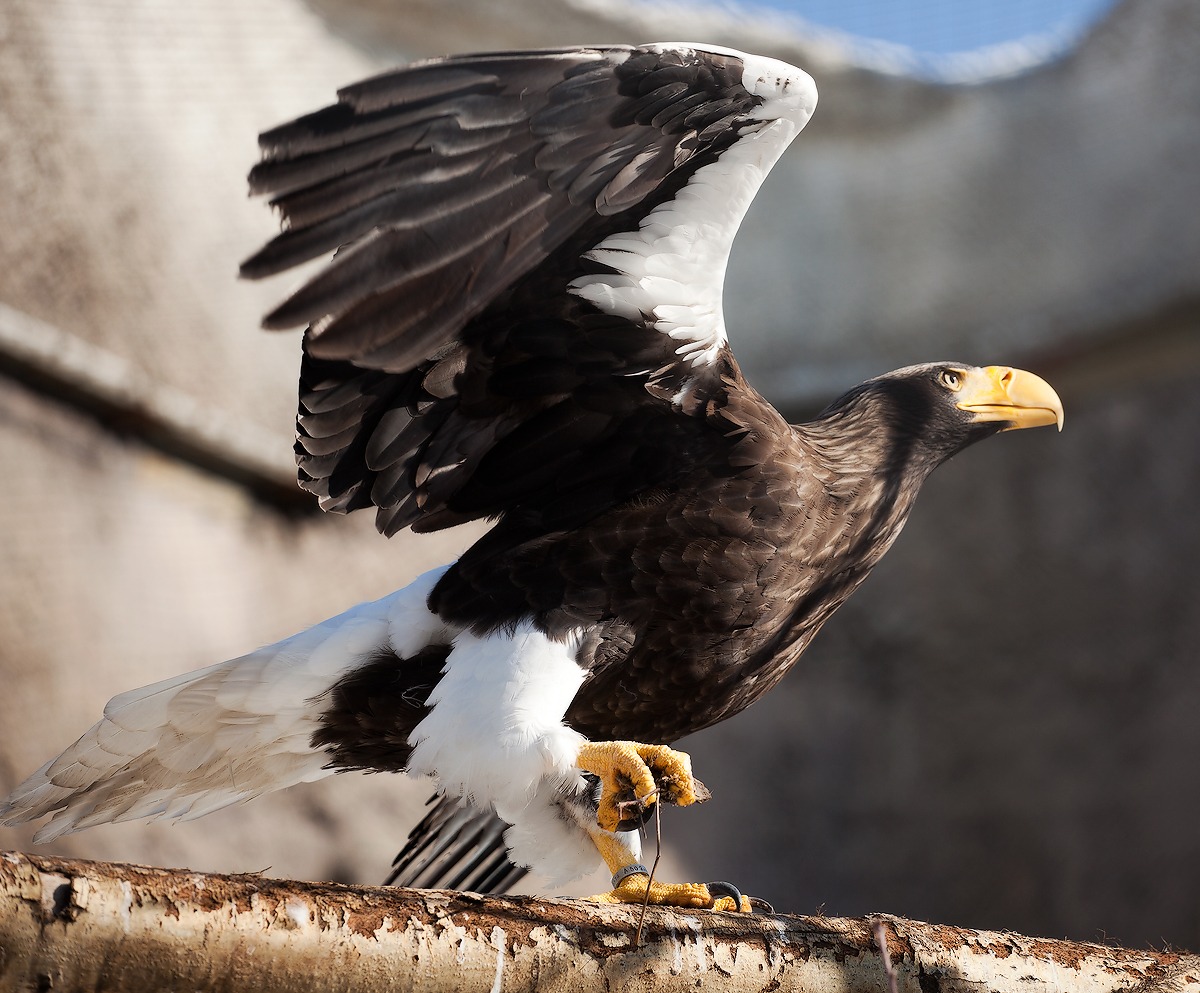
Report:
1,43,1063,911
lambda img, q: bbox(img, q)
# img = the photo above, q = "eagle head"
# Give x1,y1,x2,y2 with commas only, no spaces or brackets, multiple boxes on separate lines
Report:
816,362,1064,478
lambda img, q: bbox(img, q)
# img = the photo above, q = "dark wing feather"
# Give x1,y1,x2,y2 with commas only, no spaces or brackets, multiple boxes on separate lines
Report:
243,48,641,364
242,45,809,538
385,793,527,894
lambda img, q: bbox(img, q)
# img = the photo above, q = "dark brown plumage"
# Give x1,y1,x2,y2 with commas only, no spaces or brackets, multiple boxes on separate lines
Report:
244,46,1060,892
1,45,1061,902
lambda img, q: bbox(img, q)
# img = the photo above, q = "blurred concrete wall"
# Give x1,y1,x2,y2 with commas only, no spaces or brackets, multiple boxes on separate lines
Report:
1,0,1197,948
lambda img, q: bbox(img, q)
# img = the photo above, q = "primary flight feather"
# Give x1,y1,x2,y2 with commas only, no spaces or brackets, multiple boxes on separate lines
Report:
1,44,1062,911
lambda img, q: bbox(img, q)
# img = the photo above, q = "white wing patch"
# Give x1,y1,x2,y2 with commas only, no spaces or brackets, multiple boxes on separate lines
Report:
569,47,817,376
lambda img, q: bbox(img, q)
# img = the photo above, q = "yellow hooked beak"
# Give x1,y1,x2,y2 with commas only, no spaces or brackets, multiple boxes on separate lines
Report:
955,366,1064,432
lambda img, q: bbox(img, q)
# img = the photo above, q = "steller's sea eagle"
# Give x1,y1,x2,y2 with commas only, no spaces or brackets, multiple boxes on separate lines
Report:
0,44,1063,911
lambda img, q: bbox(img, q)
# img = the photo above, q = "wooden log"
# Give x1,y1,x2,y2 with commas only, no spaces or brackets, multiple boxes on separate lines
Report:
1,851,1196,992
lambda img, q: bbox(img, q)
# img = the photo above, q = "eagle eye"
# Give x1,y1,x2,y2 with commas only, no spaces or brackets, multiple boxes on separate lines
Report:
938,368,963,391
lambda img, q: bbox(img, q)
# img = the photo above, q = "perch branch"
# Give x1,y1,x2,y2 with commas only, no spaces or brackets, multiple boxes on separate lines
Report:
2,851,1196,992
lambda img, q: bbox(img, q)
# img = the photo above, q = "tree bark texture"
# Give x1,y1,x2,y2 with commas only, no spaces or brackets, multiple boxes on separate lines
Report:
2,852,1196,993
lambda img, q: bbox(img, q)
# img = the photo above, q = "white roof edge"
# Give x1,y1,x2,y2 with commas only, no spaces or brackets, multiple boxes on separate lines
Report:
570,0,1111,84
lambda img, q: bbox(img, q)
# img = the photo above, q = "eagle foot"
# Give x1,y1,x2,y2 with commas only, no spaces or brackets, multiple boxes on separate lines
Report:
588,871,752,912
575,740,709,832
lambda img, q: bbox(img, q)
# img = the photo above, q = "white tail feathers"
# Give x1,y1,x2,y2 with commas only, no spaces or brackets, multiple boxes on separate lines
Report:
0,570,454,842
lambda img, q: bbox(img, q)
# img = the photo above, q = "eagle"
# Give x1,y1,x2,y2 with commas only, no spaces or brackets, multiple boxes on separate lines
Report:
0,44,1063,912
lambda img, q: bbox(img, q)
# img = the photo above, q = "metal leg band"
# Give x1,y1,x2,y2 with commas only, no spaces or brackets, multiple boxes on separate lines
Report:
611,863,650,888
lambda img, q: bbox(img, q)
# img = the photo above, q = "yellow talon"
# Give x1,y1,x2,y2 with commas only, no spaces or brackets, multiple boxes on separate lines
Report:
575,740,707,832
589,872,752,912
584,824,752,913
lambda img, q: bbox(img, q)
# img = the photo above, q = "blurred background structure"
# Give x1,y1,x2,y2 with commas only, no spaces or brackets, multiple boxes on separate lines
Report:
2,0,1198,950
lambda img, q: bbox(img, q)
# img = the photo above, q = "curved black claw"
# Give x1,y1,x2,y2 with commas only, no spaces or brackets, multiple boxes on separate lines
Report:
706,880,747,911
749,896,776,914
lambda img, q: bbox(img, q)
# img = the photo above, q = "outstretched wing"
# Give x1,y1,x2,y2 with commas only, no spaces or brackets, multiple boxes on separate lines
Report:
242,44,817,537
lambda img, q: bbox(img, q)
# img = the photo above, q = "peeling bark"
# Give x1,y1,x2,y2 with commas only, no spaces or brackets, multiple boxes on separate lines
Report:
1,851,1196,992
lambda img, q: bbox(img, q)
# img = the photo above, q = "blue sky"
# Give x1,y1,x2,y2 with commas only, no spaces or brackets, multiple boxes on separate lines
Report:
754,0,1116,55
